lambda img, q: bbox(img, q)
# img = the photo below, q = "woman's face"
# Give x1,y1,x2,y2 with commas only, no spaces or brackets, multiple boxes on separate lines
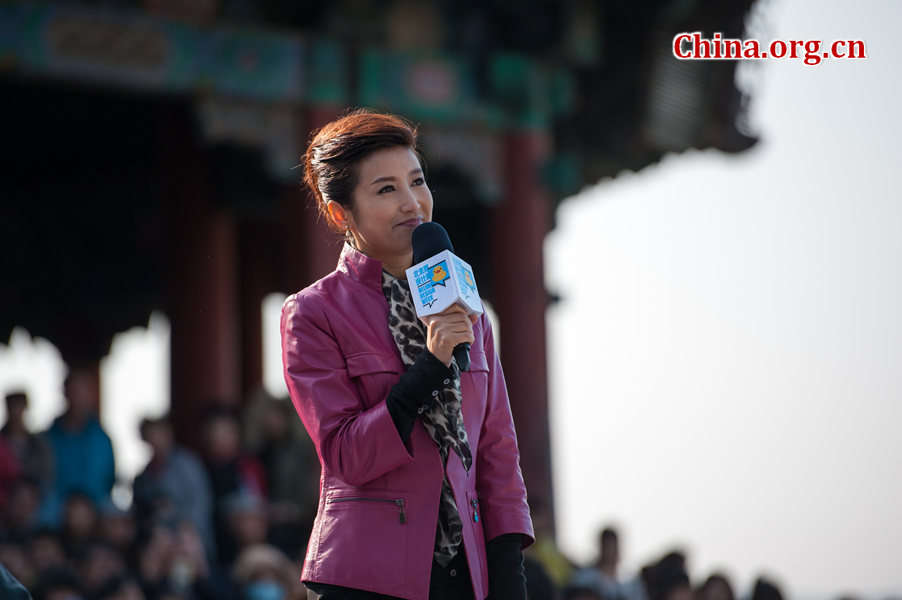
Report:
345,145,432,265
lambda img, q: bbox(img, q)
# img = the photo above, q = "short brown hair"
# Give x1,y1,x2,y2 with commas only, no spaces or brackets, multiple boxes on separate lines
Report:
302,109,420,230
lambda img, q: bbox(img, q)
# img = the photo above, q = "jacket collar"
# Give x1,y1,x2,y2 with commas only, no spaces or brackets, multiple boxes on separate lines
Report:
337,243,387,293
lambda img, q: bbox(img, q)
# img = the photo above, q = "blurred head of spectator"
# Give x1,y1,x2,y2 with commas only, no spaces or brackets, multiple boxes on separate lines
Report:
3,476,42,542
78,541,127,598
597,527,619,576
62,369,99,430
137,514,215,598
95,574,146,600
231,544,296,600
61,492,98,557
0,540,34,590
257,396,302,449
751,577,784,600
2,390,54,506
224,491,270,551
31,566,85,600
136,522,175,589
642,551,691,600
3,391,29,433
169,518,211,584
139,415,175,461
201,407,243,466
97,499,138,560
29,528,67,574
696,574,735,600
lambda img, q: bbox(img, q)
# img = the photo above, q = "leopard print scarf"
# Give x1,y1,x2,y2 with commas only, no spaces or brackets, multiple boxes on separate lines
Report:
382,271,473,567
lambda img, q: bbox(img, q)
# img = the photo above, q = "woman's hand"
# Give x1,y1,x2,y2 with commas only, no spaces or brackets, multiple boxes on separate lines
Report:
421,304,478,367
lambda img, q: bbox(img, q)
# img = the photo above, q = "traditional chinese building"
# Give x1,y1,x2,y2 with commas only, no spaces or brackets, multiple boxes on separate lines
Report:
0,0,758,518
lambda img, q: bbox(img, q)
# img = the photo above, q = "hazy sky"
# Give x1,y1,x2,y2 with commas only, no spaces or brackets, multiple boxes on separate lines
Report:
546,0,902,596
1,0,900,598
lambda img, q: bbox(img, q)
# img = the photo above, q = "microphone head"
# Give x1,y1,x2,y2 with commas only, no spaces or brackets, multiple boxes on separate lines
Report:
411,222,454,264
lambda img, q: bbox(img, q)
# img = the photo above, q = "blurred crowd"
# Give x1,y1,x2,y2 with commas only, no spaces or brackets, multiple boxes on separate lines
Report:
523,520,788,600
0,369,319,600
0,370,893,600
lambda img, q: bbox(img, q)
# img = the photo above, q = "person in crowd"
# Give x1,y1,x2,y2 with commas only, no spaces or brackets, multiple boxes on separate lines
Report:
244,392,319,560
135,514,235,600
199,405,267,565
695,574,734,600
525,500,574,590
95,573,147,600
30,566,84,600
0,539,34,590
28,528,67,576
77,541,128,599
221,491,271,567
750,577,784,600
41,368,115,523
97,499,139,568
2,476,42,544
133,414,216,562
641,551,691,600
135,520,174,597
1,391,54,498
281,109,533,600
524,555,559,600
570,527,646,600
58,491,99,560
231,543,301,600
0,423,22,513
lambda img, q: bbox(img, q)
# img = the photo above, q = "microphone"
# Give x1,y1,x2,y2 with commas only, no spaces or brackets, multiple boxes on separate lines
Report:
407,222,484,371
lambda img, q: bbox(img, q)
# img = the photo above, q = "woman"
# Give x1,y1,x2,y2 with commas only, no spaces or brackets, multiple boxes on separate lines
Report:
281,109,534,600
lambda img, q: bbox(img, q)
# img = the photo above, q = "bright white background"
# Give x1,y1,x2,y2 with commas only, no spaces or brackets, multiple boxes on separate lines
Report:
546,0,902,597
1,0,900,597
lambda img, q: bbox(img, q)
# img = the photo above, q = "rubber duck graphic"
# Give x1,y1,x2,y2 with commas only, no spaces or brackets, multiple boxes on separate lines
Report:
463,270,476,290
431,264,448,283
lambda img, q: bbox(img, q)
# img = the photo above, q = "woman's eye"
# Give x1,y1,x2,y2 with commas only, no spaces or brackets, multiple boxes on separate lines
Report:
377,185,395,194
411,177,425,186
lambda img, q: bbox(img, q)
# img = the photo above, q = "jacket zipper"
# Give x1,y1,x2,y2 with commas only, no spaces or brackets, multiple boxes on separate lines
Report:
328,496,407,524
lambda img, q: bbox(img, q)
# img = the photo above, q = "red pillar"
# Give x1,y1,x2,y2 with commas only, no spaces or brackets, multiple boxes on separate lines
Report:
280,105,345,294
162,109,242,448
239,221,274,399
491,130,554,516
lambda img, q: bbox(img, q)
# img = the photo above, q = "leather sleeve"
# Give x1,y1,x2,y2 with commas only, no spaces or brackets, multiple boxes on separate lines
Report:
474,315,536,547
281,293,414,486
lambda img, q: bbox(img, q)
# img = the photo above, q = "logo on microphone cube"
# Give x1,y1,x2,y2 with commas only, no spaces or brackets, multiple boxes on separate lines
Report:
405,250,483,317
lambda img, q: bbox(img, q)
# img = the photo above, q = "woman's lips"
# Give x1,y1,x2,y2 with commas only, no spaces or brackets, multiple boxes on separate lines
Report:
397,217,423,228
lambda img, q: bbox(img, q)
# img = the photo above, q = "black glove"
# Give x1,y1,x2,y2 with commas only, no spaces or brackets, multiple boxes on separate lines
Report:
386,350,453,442
486,533,526,600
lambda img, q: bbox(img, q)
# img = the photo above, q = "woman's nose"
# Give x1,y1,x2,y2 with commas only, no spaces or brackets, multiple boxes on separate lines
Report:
400,188,419,212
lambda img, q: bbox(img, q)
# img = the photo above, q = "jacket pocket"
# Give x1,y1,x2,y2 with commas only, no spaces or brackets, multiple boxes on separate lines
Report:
326,495,407,524
315,490,410,587
345,352,400,377
466,349,488,372
345,352,401,409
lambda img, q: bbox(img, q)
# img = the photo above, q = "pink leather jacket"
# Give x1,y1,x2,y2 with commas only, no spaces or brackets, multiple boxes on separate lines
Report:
281,244,534,600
